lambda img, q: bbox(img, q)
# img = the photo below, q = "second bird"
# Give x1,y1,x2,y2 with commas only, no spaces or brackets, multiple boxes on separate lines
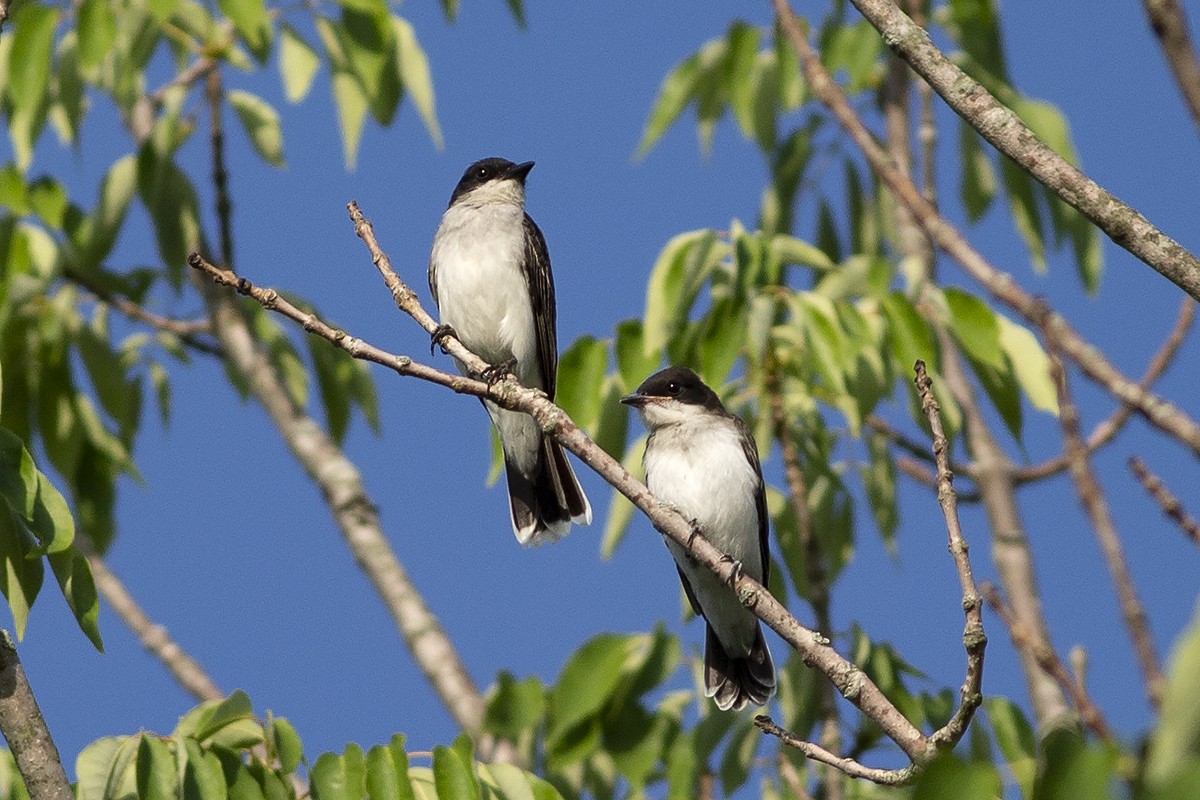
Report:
429,158,591,546
623,366,776,711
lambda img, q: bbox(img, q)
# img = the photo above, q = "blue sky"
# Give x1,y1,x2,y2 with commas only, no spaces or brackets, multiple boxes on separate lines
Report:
7,0,1200,789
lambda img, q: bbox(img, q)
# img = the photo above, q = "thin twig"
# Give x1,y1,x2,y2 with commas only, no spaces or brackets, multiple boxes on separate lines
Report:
1046,348,1165,709
754,717,914,785
980,583,1115,742
1016,298,1195,483
1129,456,1200,547
770,0,1200,458
913,362,987,749
845,0,1200,301
64,268,222,356
1141,0,1200,137
74,537,223,701
765,369,843,800
0,631,73,800
196,78,502,758
189,223,936,773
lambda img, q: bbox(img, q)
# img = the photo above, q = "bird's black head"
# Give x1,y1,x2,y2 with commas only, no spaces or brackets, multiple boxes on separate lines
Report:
620,366,725,414
448,158,535,206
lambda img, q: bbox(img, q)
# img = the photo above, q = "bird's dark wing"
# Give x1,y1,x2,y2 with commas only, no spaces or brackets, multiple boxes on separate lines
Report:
735,415,770,588
522,213,558,397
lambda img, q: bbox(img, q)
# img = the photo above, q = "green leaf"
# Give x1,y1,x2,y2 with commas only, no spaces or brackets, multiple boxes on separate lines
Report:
392,16,443,149
614,319,660,392
642,229,719,356
1148,604,1200,788
279,25,322,104
697,298,744,385
717,718,759,795
341,9,401,126
1034,729,1117,800
944,287,1005,370
49,550,102,650
636,51,702,158
136,735,176,800
77,0,117,72
136,152,201,280
1000,157,1046,272
912,753,1003,800
268,717,304,775
949,0,1008,79
76,736,138,800
75,155,138,270
997,315,1057,414
959,124,996,221
7,4,58,113
310,754,352,800
985,696,1036,798
860,428,897,549
725,21,759,141
0,505,43,639
227,90,285,167
365,736,415,800
486,672,546,740
218,0,272,62
330,69,368,170
431,745,478,800
591,375,630,459
555,336,608,431
548,634,636,743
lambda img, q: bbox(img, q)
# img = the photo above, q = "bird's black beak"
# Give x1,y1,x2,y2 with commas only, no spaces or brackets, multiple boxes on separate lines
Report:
620,393,648,408
507,161,535,183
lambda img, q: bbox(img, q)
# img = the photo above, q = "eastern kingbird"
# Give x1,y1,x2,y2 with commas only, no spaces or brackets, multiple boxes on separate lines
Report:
622,366,776,711
428,157,591,546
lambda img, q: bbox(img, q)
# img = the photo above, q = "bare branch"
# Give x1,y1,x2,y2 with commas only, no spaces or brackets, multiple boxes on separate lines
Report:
1047,348,1166,709
770,0,1200,458
77,537,223,702
913,362,987,748
64,267,222,356
1016,298,1195,483
187,233,936,768
0,631,72,800
981,584,1115,742
845,0,1200,301
754,716,914,785
1141,0,1200,137
1129,456,1200,547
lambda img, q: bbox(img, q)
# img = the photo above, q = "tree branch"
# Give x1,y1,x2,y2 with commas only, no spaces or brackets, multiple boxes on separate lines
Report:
197,74,500,756
1141,0,1200,138
754,716,914,785
1015,297,1194,483
980,583,1115,743
845,0,1200,301
913,362,987,748
74,537,223,702
0,631,72,800
186,227,937,771
770,0,1200,458
1046,346,1165,709
1129,456,1200,547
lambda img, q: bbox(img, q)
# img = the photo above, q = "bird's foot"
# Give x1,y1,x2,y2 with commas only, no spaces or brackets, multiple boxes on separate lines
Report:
720,554,745,587
686,520,705,550
430,324,457,355
480,358,518,385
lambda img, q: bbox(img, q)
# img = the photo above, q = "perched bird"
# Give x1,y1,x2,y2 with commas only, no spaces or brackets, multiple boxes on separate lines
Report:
428,157,591,546
622,366,775,710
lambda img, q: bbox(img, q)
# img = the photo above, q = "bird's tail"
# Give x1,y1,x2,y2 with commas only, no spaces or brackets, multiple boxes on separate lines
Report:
506,436,592,547
704,624,776,711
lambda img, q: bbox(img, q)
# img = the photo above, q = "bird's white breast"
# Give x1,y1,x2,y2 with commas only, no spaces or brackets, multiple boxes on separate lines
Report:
430,201,540,387
644,417,763,576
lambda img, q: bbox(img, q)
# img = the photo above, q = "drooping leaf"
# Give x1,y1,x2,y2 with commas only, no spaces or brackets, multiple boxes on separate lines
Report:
136,735,177,800
278,25,322,104
912,753,1003,800
996,314,1057,414
431,744,478,800
77,0,117,72
724,21,759,142
985,696,1036,798
547,634,636,746
227,90,285,167
555,336,608,431
217,0,273,62
943,287,1005,370
7,4,58,114
392,16,443,149
599,433,645,559
635,51,702,158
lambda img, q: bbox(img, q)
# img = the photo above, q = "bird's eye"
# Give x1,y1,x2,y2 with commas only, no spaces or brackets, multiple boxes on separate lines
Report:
476,166,491,180
666,381,682,395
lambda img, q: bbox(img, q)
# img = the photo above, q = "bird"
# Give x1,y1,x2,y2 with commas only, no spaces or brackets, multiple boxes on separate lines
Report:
428,157,591,546
622,366,775,711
